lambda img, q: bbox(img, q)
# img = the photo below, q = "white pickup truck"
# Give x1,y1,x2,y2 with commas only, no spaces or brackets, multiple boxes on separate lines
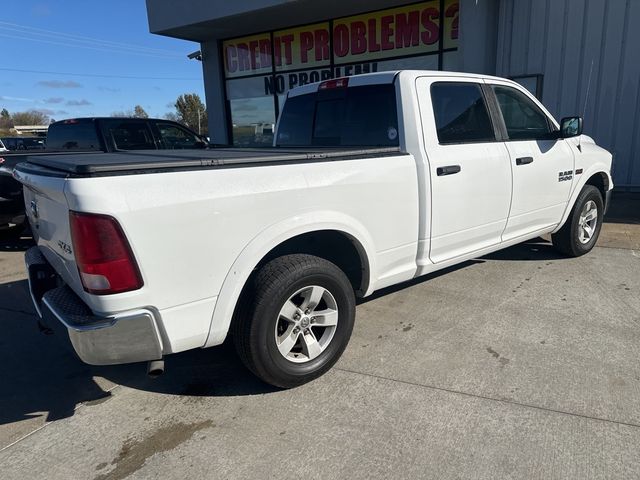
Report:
16,70,613,388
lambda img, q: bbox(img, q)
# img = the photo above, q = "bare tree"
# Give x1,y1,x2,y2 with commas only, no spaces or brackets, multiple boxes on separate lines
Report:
11,110,50,126
133,105,149,118
110,106,148,118
0,108,12,130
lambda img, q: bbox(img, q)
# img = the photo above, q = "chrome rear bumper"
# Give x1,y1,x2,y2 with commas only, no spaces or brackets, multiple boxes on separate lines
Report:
26,246,163,365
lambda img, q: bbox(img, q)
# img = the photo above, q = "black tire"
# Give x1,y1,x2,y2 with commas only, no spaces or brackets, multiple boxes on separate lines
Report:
551,185,603,257
232,254,356,388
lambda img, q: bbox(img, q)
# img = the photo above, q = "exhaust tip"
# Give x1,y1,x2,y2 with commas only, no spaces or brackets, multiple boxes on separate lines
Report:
147,359,165,377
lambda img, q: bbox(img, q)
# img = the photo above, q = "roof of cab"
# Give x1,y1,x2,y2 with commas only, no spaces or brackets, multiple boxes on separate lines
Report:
287,70,516,98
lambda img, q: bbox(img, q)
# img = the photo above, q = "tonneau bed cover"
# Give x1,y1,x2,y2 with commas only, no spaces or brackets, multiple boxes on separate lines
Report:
17,147,404,176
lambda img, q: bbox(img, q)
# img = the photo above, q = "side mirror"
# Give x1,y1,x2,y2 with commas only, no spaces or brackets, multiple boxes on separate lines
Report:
560,116,583,138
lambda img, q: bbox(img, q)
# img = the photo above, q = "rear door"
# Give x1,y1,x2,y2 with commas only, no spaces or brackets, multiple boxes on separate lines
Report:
417,78,512,264
487,81,575,241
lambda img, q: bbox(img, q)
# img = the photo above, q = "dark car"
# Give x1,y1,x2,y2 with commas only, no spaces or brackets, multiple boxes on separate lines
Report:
1,136,46,151
0,117,209,237
45,117,207,152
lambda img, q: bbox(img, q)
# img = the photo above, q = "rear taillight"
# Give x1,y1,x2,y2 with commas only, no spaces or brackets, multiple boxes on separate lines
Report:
69,211,143,295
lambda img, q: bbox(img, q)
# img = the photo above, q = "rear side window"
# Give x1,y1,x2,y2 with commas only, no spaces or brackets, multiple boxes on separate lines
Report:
430,82,495,144
491,85,553,140
276,84,399,147
105,121,156,150
46,122,101,151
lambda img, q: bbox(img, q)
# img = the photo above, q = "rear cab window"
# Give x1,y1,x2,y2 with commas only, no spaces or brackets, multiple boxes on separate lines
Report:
276,84,399,147
46,120,102,151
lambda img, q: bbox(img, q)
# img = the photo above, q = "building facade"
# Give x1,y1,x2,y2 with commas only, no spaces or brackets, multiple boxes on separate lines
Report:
146,0,640,189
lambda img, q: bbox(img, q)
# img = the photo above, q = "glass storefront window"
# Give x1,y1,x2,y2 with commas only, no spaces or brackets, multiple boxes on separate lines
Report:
227,76,276,147
229,98,275,147
222,0,460,145
378,54,439,71
442,50,461,72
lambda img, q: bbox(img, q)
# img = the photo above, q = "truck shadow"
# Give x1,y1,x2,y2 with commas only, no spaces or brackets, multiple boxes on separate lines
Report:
481,237,565,261
0,237,566,429
360,238,564,304
0,279,273,431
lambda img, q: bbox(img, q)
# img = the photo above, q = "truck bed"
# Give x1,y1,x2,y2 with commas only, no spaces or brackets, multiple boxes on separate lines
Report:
18,147,404,177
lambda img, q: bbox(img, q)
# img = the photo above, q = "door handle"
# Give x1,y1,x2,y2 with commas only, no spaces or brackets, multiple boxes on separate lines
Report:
437,165,461,176
516,156,534,165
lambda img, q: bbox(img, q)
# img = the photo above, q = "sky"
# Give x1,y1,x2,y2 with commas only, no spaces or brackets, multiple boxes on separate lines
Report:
0,0,204,121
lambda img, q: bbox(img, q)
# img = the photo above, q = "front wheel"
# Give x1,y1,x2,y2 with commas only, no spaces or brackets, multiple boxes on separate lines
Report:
552,185,603,257
233,254,356,388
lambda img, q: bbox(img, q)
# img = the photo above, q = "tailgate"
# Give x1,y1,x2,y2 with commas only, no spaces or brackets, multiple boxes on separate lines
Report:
16,168,83,294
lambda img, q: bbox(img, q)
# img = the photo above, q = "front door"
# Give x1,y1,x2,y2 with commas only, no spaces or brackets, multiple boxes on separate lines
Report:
488,82,575,241
417,78,513,264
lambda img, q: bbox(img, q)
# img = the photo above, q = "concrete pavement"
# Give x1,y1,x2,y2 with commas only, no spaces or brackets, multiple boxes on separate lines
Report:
1,220,639,479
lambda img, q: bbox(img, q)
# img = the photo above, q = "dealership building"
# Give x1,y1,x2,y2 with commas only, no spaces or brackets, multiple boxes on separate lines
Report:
146,0,640,189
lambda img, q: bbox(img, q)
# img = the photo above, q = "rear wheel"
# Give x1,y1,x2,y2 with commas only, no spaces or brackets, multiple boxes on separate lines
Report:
551,185,603,257
233,254,355,388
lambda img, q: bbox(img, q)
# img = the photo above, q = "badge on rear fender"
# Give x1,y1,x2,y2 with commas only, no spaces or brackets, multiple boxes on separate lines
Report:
58,240,72,255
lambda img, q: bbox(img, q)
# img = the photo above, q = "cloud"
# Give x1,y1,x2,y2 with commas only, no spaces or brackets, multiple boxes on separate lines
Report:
98,86,120,93
66,99,92,106
37,80,82,89
55,110,69,115
35,108,57,115
0,95,34,102
44,97,65,104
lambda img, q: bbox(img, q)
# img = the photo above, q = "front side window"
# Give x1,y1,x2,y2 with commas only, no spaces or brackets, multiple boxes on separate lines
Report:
492,85,552,140
106,122,156,150
430,82,495,144
156,123,200,149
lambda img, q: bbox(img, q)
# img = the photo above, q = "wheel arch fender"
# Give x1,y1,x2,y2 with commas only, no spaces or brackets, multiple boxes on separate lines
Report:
552,165,612,234
203,211,377,348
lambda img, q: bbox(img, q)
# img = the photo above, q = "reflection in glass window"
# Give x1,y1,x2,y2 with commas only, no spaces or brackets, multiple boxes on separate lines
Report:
442,51,460,72
227,77,276,147
229,97,276,147
377,54,439,71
